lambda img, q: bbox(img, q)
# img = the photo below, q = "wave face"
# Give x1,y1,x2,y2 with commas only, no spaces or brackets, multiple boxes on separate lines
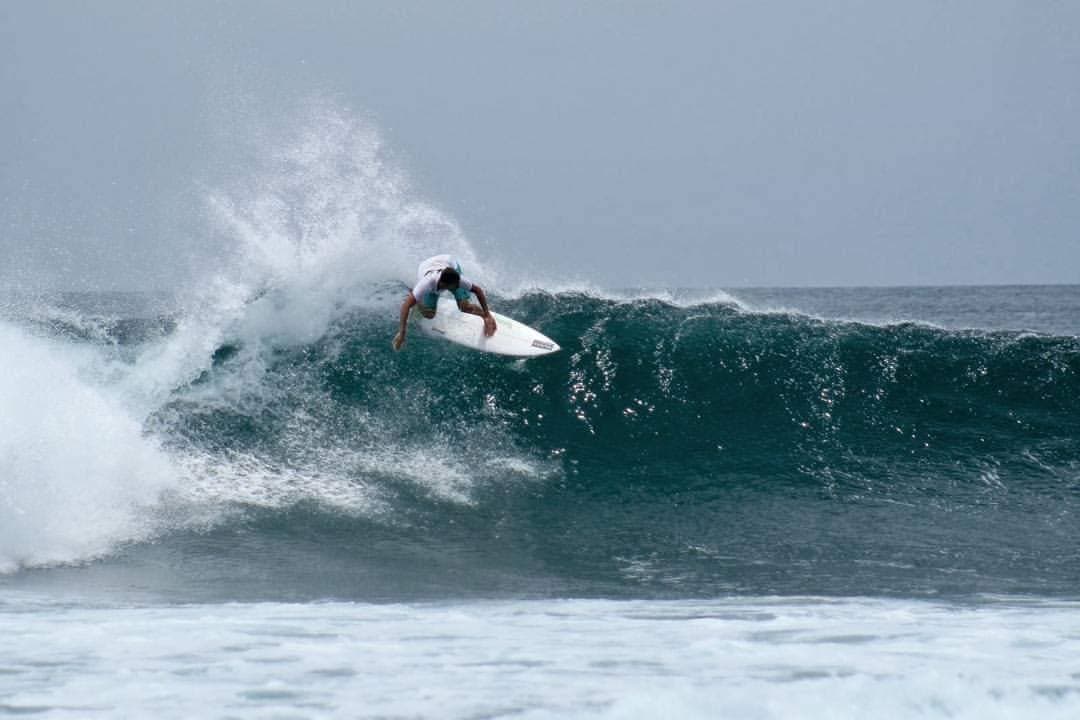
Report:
117,288,1077,601
4,287,1080,600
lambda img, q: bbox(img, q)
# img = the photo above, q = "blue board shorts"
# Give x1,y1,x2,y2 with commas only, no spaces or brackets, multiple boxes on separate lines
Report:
420,285,470,310
417,259,471,310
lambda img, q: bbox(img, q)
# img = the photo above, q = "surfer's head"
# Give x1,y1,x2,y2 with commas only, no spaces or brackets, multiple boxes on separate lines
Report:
438,267,461,290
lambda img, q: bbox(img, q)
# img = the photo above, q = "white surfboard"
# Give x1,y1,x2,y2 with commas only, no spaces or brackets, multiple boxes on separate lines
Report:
414,299,560,357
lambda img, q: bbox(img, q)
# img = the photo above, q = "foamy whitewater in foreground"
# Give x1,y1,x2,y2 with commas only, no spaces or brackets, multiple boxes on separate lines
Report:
3,106,1079,719
2,596,1079,719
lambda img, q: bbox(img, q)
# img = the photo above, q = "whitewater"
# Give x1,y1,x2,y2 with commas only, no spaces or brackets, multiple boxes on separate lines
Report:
2,107,1079,718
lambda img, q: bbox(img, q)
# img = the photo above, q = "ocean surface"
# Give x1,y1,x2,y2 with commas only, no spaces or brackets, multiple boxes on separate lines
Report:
1,281,1078,718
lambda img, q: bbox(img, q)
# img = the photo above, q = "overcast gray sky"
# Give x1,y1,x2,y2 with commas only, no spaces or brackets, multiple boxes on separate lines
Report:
2,1,1078,290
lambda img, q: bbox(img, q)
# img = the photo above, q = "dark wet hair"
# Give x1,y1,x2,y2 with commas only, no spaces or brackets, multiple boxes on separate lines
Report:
439,267,461,288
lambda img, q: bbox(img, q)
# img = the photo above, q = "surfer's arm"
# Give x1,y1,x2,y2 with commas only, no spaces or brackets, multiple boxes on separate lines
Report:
459,285,497,336
393,293,417,350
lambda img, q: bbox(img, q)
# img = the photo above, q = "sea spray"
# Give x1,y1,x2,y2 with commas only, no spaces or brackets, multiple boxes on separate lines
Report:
129,103,544,534
0,103,512,572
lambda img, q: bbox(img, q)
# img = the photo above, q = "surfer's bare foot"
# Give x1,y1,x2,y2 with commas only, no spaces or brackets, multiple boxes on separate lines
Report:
392,331,405,350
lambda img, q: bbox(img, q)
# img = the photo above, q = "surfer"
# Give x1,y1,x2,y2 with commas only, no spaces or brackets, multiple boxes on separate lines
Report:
393,254,497,350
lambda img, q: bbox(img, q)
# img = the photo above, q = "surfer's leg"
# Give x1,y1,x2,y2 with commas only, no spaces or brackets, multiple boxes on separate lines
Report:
456,300,480,315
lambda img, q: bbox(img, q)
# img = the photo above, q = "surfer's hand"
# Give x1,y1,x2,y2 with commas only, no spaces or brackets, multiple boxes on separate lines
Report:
483,314,497,337
392,331,406,351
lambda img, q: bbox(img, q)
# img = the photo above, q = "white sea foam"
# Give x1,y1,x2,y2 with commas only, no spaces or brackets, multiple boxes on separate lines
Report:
0,322,177,572
0,596,1077,719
